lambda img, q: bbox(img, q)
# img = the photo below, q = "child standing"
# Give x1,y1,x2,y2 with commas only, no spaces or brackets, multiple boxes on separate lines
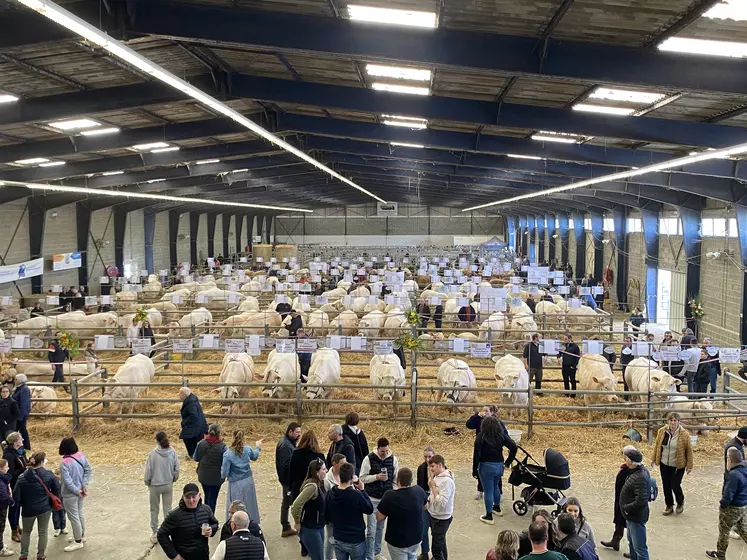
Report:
52,465,68,537
0,459,15,556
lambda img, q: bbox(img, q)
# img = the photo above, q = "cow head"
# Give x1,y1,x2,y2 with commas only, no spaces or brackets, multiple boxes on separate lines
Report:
262,369,281,398
494,372,520,401
378,365,405,401
591,376,620,403
304,377,324,400
219,385,240,401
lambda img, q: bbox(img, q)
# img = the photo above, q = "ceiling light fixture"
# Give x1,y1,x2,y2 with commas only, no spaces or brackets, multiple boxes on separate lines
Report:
705,0,747,22
195,159,220,165
589,87,666,104
47,118,100,131
462,141,747,212
658,36,747,58
372,83,429,96
101,170,124,176
531,134,579,144
347,4,437,28
0,94,19,104
391,142,425,149
14,158,49,165
146,178,166,183
229,168,249,174
132,142,169,151
79,127,120,136
507,154,543,160
382,115,428,130
572,104,636,116
38,161,65,167
16,0,384,204
0,179,312,213
366,64,431,81
151,146,180,153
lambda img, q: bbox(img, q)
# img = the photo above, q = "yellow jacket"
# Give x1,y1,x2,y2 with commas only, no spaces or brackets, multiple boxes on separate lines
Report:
653,425,693,470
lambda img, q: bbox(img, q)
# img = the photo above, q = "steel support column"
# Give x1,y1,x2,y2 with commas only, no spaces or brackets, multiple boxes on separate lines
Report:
189,211,199,265
546,214,556,264
572,214,585,281
265,216,273,244
506,216,516,251
75,202,91,288
113,207,126,279
206,213,217,258
641,208,660,323
28,198,45,294
527,216,536,263
518,216,527,257
612,207,629,311
168,210,180,271
680,207,702,335
235,215,244,254
256,216,265,245
537,215,546,264
590,212,604,282
558,214,570,266
222,214,231,257
144,209,155,275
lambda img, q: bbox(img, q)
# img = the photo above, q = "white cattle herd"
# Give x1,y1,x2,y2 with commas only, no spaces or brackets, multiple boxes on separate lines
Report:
2,262,708,420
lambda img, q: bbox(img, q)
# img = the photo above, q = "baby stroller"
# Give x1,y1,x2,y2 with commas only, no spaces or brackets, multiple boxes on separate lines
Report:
508,447,571,517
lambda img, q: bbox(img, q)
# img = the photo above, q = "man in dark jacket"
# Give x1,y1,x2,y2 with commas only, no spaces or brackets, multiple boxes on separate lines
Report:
707,446,747,559
212,511,266,560
523,333,544,390
325,462,374,560
557,512,598,560
724,428,747,472
178,388,208,458
48,338,68,386
275,422,301,538
342,412,369,476
13,458,60,560
283,309,303,337
561,333,581,397
326,424,356,470
619,447,650,560
157,483,218,560
417,446,435,560
11,375,31,451
620,337,635,395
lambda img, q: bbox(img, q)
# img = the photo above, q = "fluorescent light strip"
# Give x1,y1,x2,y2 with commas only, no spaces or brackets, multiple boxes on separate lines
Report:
507,154,543,160
15,0,384,204
372,82,429,95
229,168,249,174
151,146,180,153
347,4,437,28
101,170,124,176
79,127,119,136
658,37,747,58
0,94,19,104
391,142,425,148
0,179,313,213
14,158,49,165
366,64,431,81
462,141,747,212
531,134,578,144
195,159,220,165
572,104,636,116
47,118,100,131
589,87,666,104
146,178,166,183
132,142,169,151
383,120,428,129
38,161,65,167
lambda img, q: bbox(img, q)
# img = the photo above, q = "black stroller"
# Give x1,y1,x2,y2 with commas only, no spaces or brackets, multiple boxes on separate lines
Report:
508,446,571,517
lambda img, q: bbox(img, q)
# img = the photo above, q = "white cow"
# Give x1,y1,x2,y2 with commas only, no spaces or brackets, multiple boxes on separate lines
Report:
240,280,262,296
10,360,88,380
161,289,191,302
664,396,714,432
383,309,408,338
237,296,260,312
118,308,163,328
240,311,283,336
510,316,539,345
492,354,529,417
290,296,311,313
358,311,386,338
577,354,619,418
478,312,506,343
12,316,58,336
329,310,359,336
535,300,563,328
29,383,57,414
435,358,477,407
349,286,371,298
509,300,533,318
369,354,406,413
196,287,246,310
567,306,599,331
56,311,119,337
167,308,213,337
385,291,412,313
304,349,342,411
323,287,347,300
624,357,681,404
449,332,478,341
219,353,255,413
102,354,156,415
262,349,301,402
403,279,418,293
306,310,331,337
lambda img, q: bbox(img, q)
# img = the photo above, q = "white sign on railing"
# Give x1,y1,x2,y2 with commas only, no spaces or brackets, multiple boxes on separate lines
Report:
276,339,296,353
350,336,366,351
470,342,491,358
47,296,59,305
582,340,603,355
720,348,741,363
540,340,559,355
374,340,393,355
659,347,680,362
327,335,343,349
296,339,317,353
1,297,12,306
199,334,219,349
85,296,98,306
11,335,28,349
224,339,245,353
633,341,650,357
0,339,10,354
173,339,193,353
451,338,469,353
94,335,114,350
131,339,151,356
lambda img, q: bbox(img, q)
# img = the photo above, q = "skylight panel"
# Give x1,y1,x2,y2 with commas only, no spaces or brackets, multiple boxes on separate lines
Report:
366,64,431,81
658,37,747,58
589,88,666,104
372,83,429,96
704,0,747,21
572,104,636,116
348,5,437,28
48,118,101,131
79,127,119,136
0,94,19,104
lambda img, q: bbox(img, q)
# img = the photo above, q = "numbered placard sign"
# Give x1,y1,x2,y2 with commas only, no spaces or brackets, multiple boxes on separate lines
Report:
131,339,151,355
95,335,114,350
374,340,392,355
0,339,10,354
224,339,245,353
470,342,491,358
199,334,219,349
720,348,741,363
173,339,193,353
276,339,296,353
296,339,317,353
46,296,59,305
582,340,603,355
540,340,559,355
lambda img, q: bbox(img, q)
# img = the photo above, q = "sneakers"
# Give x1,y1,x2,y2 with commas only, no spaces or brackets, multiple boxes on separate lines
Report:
63,543,84,553
705,552,725,559
150,534,158,544
492,505,503,517
11,529,21,543
474,491,483,500
53,530,61,537
480,513,494,525
663,506,674,516
281,528,297,537
0,548,15,556
676,502,684,514
68,538,86,544
730,529,740,539
61,529,68,535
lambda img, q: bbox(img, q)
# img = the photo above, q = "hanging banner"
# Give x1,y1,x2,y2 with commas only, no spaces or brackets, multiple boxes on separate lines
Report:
0,258,44,285
52,252,82,271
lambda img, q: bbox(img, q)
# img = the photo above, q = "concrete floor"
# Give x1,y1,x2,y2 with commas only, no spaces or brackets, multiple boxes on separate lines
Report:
10,459,742,560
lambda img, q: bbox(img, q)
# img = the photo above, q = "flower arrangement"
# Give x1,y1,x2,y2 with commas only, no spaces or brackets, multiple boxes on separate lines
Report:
134,307,149,323
394,333,422,351
58,331,80,358
406,309,420,325
688,296,705,320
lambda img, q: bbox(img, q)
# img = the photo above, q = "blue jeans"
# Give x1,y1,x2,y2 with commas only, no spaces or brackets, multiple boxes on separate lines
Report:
325,524,335,560
300,526,325,560
366,498,385,560
335,539,366,560
478,461,505,515
686,371,696,394
710,370,719,393
387,542,419,560
626,521,649,560
52,508,66,530
421,509,430,554
201,483,222,517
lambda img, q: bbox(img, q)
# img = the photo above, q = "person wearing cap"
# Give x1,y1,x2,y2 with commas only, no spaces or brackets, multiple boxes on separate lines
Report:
706,446,747,559
11,374,31,451
619,447,650,560
157,483,219,560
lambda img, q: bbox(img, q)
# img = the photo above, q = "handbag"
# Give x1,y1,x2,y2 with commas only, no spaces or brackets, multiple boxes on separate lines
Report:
33,472,63,511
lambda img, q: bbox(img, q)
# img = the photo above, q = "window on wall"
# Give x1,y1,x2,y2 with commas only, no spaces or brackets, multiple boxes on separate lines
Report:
702,217,737,237
730,218,738,237
659,217,682,235
555,218,560,229
627,218,642,233
583,218,592,230
603,218,615,232
568,220,574,229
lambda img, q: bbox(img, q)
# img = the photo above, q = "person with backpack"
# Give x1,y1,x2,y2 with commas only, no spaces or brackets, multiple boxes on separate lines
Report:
619,447,654,560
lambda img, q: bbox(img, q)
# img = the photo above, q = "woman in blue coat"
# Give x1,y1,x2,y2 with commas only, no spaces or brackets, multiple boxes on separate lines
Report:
221,430,262,522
